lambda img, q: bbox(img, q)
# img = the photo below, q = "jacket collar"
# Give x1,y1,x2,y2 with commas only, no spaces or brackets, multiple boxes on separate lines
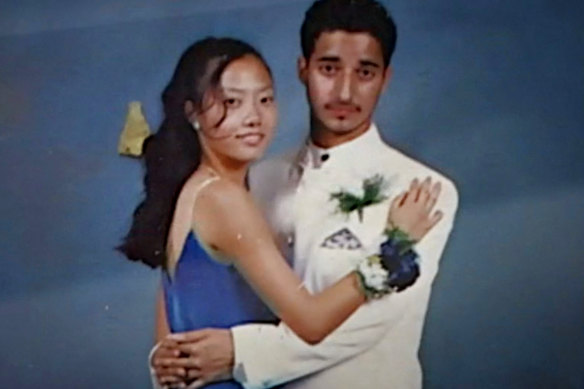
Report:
292,123,384,174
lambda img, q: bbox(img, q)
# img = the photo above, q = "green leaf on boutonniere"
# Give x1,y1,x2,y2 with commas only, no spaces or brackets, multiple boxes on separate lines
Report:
331,174,388,222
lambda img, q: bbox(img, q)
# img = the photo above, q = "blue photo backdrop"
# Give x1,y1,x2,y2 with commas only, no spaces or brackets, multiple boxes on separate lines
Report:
1,0,582,387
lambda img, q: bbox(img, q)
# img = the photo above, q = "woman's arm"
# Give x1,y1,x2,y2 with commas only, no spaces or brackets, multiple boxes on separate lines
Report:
193,180,363,345
155,287,170,343
194,177,441,345
151,287,188,387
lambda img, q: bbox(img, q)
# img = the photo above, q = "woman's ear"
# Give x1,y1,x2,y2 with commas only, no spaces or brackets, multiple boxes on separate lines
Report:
184,100,197,124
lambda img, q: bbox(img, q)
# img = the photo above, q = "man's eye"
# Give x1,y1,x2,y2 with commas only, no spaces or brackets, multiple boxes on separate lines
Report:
358,69,375,79
320,64,337,75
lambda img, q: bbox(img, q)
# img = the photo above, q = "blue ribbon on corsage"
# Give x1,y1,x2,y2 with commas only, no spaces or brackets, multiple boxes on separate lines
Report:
355,227,420,299
379,228,420,292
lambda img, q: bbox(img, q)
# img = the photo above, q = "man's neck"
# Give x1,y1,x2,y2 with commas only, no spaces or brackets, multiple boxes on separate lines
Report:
309,116,372,149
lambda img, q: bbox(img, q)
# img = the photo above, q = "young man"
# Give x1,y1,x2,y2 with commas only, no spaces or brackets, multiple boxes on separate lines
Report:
152,0,458,388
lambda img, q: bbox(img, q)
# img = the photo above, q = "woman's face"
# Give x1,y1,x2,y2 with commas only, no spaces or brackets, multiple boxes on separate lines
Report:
195,54,277,165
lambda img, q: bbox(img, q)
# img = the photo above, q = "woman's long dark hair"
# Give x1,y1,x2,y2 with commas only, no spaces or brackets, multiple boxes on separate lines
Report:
118,37,271,269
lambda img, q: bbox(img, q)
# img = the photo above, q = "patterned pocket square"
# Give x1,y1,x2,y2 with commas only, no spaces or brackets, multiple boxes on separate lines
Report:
320,227,362,250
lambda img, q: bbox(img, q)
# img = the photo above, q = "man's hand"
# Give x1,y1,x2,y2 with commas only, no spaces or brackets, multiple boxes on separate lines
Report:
167,328,235,389
151,339,188,388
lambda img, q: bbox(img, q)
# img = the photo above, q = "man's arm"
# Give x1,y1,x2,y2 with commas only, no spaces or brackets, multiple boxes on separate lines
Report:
230,180,458,389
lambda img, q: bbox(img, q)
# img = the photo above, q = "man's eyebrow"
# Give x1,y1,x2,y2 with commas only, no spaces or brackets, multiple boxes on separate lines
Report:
359,60,381,68
316,56,381,68
316,56,341,62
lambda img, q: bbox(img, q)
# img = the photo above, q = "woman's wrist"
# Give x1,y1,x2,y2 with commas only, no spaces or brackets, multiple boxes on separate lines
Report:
383,226,417,254
355,227,421,300
354,258,393,300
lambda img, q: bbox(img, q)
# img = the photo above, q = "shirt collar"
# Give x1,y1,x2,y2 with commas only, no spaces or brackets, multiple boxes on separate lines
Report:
293,123,384,171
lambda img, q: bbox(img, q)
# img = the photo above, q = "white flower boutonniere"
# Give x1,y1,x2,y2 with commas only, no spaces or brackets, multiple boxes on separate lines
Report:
330,174,389,222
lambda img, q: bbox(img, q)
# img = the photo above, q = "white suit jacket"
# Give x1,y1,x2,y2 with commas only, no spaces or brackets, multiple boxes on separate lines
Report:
232,124,459,389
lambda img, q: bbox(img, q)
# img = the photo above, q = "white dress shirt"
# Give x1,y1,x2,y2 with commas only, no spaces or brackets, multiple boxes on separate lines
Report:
232,124,459,389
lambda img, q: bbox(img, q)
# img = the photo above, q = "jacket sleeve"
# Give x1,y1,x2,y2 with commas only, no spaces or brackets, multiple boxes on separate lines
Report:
231,181,459,389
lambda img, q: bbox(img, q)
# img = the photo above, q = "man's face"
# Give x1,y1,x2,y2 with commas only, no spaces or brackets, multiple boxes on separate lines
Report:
299,30,391,136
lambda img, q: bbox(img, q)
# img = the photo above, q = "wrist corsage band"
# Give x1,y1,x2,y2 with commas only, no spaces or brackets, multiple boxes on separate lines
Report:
355,227,420,300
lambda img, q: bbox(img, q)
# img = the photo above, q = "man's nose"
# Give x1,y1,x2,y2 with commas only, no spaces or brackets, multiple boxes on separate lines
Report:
336,70,354,102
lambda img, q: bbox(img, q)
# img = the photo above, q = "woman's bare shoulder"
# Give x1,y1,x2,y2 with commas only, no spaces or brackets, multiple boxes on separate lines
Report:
194,177,251,212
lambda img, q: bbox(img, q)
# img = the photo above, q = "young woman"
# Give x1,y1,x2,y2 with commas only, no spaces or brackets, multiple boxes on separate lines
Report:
119,37,441,388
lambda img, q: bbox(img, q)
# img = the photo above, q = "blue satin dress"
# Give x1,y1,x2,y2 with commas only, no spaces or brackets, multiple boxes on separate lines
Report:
162,230,277,389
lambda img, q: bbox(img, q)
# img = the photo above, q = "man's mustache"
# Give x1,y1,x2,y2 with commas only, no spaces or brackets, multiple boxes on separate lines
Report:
324,102,361,112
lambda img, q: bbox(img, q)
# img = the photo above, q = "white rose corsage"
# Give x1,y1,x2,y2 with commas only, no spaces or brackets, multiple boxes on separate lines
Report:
354,227,420,300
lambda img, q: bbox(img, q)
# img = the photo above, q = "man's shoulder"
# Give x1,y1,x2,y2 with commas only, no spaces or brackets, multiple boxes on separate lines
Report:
249,150,297,184
248,150,299,204
378,142,459,208
251,151,296,173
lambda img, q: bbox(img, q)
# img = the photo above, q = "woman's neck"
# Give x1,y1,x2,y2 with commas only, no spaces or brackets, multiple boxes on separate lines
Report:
199,157,248,188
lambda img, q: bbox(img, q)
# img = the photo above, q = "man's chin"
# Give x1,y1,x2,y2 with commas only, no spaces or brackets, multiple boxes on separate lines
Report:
323,118,362,134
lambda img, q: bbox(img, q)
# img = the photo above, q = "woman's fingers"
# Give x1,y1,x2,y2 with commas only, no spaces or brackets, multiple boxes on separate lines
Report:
425,181,441,213
389,177,444,241
155,366,187,377
187,369,203,380
153,356,193,368
186,379,206,389
417,177,431,204
426,210,444,231
408,179,419,203
159,373,184,384
156,367,187,389
390,192,406,213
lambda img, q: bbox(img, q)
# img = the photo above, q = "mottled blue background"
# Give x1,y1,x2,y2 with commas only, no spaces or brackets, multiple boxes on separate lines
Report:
1,0,583,388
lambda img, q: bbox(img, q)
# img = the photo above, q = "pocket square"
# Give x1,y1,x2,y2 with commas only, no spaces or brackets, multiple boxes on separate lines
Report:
320,228,362,250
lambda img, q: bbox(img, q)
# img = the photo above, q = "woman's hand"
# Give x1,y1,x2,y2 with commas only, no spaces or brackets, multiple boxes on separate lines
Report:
151,339,188,388
388,177,443,241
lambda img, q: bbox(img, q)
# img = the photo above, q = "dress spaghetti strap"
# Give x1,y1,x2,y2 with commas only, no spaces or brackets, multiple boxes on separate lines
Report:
166,174,221,277
191,174,221,206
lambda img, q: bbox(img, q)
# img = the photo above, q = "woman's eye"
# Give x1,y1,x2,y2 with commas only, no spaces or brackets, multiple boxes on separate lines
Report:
260,96,274,104
224,98,241,108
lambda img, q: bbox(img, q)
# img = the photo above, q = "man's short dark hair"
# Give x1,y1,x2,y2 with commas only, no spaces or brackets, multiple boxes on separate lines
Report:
300,0,397,68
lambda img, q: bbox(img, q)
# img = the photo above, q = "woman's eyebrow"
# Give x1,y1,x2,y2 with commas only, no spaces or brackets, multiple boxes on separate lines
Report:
222,85,273,93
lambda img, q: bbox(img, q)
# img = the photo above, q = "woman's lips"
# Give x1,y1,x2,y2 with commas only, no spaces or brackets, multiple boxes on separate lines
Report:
236,132,264,146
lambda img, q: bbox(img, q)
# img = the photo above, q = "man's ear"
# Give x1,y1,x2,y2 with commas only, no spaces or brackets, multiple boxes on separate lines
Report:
381,66,393,92
297,56,308,85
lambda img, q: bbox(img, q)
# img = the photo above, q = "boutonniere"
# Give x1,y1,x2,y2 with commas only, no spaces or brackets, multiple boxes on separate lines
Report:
330,174,389,222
